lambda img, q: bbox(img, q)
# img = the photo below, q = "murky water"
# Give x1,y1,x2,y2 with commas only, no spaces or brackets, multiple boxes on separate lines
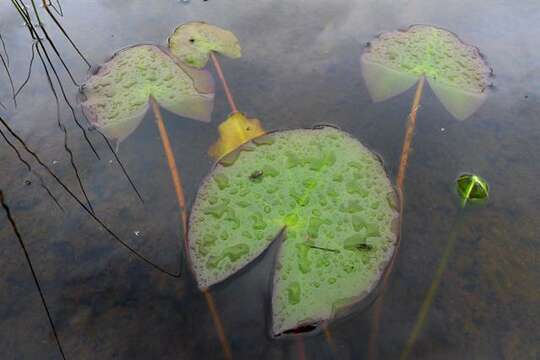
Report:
0,0,539,359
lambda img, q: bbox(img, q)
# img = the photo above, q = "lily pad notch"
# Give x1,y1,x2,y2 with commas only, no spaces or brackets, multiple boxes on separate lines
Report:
188,127,400,336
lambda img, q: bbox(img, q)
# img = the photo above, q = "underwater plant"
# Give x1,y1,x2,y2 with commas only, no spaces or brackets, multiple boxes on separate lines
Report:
400,173,489,360
361,25,493,190
80,22,241,148
0,190,66,358
188,127,400,336
79,22,243,359
361,25,493,359
6,0,103,213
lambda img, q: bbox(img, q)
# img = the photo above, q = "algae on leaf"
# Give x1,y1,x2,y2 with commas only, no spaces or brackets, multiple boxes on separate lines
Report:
188,127,400,335
361,25,492,120
80,45,215,146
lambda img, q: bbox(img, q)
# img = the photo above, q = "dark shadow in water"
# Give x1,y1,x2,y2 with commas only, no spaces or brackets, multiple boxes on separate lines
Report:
0,31,9,66
0,31,15,109
14,41,36,100
42,1,90,67
11,0,98,218
0,125,64,212
35,42,96,214
11,0,99,159
28,0,79,87
95,127,145,204
11,0,144,209
47,0,64,17
0,190,67,360
0,114,183,278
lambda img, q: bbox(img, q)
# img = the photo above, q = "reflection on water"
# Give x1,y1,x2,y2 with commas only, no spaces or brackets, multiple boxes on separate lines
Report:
0,0,539,359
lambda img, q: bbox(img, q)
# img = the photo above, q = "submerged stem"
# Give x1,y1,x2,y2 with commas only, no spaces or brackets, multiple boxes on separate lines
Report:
203,288,232,360
0,190,67,360
400,210,465,359
149,96,188,243
150,98,232,359
369,77,425,360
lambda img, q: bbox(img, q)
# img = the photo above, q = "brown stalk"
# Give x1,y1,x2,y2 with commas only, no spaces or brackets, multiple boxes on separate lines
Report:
397,76,425,190
210,52,239,114
368,76,425,360
295,335,307,360
203,288,232,360
149,96,188,241
149,53,237,358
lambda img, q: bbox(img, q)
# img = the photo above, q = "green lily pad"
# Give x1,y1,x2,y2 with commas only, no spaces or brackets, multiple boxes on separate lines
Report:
168,21,242,69
80,44,215,145
188,127,400,336
361,25,492,120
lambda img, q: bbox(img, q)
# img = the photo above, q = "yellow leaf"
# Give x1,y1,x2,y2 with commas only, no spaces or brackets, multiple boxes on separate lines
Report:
209,112,265,159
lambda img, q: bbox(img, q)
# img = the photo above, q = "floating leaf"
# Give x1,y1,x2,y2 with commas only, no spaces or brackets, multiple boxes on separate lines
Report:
456,173,489,207
361,25,492,120
80,45,215,146
188,127,400,336
169,21,242,69
208,112,266,160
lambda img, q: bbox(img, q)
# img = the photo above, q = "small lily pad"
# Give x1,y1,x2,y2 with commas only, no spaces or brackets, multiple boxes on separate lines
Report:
168,21,241,69
80,45,214,145
188,127,400,336
361,25,492,120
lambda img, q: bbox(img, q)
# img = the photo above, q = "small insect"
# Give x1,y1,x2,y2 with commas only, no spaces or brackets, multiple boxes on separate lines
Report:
353,243,373,251
307,245,340,253
249,170,264,181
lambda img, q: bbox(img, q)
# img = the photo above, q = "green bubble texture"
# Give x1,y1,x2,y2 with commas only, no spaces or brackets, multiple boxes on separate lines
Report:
168,22,241,69
188,128,399,335
364,25,490,92
81,45,213,141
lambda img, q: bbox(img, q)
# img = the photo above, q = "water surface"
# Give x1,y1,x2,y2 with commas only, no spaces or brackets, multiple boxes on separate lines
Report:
0,1,539,359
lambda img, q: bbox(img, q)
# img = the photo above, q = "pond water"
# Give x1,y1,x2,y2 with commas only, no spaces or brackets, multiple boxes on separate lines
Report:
0,0,539,359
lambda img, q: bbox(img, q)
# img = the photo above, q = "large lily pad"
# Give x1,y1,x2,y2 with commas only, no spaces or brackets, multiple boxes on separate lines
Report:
80,44,214,145
188,127,399,335
361,25,492,120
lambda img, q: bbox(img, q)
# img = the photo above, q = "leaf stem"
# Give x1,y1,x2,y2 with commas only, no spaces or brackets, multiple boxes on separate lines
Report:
369,77,425,360
149,96,188,246
210,52,239,114
400,210,465,359
203,288,232,360
396,76,425,191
